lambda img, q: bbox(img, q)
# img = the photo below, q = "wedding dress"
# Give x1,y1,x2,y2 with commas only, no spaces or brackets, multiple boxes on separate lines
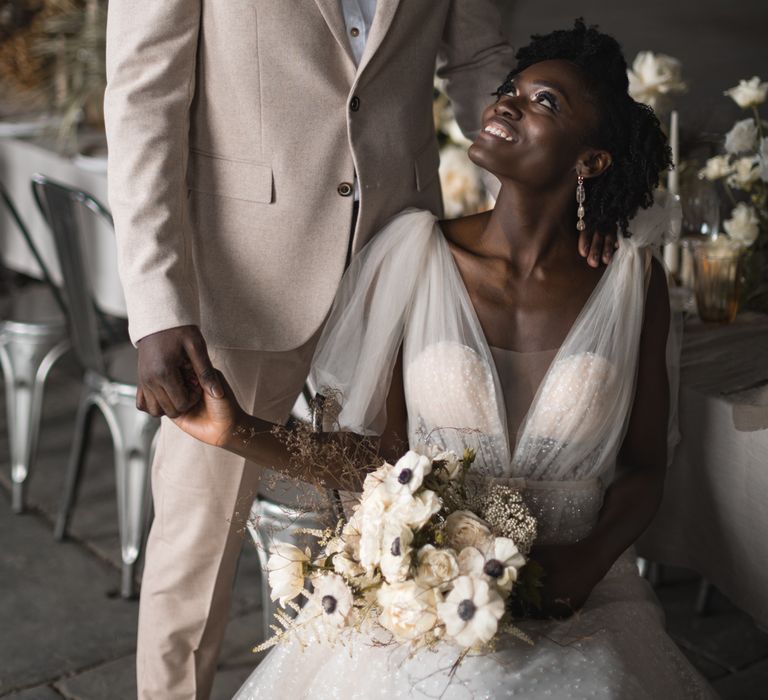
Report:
235,205,715,699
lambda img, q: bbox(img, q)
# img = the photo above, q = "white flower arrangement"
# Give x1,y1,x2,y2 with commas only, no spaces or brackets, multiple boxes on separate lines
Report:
685,75,768,312
698,76,767,254
256,447,541,655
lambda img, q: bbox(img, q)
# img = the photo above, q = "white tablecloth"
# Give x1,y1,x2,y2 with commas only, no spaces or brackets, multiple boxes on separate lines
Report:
638,313,768,626
0,136,125,317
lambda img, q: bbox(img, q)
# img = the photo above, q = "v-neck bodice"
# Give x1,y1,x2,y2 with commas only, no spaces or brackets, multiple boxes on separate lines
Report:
489,345,558,453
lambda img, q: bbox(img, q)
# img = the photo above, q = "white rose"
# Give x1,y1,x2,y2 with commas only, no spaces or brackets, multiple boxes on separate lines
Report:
725,118,759,154
379,526,414,583
627,51,686,110
361,463,395,506
266,542,309,607
698,155,733,181
724,203,760,246
378,581,438,641
444,511,492,552
326,535,364,579
358,512,386,575
437,576,505,648
387,450,433,496
727,156,761,189
724,77,768,109
760,137,768,182
392,489,441,530
458,538,527,594
416,545,460,590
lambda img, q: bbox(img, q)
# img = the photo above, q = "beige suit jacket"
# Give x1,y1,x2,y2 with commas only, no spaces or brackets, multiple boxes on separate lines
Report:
104,0,514,350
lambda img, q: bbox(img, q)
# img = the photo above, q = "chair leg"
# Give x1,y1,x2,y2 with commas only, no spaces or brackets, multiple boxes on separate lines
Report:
98,395,159,599
0,335,69,513
54,388,97,540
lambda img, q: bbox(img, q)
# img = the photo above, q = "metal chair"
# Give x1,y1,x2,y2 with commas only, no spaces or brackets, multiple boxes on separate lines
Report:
247,497,325,641
0,181,70,513
247,390,343,641
31,173,159,598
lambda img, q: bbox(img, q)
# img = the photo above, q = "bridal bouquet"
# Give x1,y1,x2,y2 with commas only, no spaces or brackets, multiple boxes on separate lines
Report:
257,446,541,654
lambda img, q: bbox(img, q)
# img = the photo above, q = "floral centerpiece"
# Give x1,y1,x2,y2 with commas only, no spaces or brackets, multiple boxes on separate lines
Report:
257,446,541,656
698,77,768,312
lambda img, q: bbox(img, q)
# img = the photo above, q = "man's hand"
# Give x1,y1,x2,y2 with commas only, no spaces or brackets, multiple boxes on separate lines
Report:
578,228,618,268
136,325,223,418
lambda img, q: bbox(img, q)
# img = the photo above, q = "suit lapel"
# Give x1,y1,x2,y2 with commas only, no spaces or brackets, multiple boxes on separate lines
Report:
357,0,401,77
313,0,356,67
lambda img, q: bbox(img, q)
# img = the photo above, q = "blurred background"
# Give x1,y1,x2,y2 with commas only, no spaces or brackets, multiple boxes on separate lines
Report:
1,2,768,699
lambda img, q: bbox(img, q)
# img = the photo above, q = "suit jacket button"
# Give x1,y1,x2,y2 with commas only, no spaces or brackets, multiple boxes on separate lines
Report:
350,95,360,112
337,182,353,197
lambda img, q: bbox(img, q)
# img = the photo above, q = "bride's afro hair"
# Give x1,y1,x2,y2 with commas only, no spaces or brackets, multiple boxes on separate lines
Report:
495,19,672,235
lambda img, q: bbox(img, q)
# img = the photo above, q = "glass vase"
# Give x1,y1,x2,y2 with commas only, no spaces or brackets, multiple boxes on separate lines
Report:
692,238,743,323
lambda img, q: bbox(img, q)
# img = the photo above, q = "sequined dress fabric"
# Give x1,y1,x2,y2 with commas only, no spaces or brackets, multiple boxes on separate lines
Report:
234,208,714,699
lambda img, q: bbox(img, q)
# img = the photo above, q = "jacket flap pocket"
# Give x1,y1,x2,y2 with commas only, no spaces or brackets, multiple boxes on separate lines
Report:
188,150,273,203
414,139,440,192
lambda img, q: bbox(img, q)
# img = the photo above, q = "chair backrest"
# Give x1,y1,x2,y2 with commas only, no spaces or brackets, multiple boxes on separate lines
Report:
31,174,112,375
0,179,68,315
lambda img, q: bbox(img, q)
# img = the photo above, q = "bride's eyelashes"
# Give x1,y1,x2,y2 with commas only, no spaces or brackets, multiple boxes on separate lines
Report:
494,81,560,113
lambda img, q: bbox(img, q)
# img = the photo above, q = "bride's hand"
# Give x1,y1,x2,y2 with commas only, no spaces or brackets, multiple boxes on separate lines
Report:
171,370,244,448
529,540,607,618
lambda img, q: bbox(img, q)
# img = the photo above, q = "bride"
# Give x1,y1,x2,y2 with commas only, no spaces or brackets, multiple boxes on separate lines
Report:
174,20,715,700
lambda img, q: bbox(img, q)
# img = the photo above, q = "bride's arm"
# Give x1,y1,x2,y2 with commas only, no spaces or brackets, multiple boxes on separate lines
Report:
532,258,671,615
172,350,410,490
586,257,671,571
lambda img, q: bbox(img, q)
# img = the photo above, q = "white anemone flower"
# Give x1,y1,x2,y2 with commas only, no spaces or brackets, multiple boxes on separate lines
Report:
438,576,505,648
266,542,309,607
386,450,433,496
458,537,527,593
310,573,354,636
379,526,414,583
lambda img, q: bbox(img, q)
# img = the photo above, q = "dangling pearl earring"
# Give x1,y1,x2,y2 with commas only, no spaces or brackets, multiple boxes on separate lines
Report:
576,175,586,231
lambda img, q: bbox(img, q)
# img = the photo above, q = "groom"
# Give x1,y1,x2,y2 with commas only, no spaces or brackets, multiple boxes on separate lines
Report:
105,2,612,698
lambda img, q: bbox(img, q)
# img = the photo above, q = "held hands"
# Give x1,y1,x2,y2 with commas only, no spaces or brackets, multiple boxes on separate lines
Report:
136,325,224,418
578,227,618,267
170,369,244,448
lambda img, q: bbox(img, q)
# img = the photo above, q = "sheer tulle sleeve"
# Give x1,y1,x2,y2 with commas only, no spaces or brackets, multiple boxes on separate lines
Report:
309,209,437,435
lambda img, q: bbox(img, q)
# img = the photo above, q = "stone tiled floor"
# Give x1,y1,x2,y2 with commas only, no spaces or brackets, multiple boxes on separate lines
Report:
2,356,767,699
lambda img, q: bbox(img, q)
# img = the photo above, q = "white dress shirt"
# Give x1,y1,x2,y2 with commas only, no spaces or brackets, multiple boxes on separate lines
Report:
339,0,378,66
339,0,378,200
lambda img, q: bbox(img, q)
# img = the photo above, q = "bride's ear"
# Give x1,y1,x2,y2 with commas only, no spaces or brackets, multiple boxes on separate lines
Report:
577,149,613,180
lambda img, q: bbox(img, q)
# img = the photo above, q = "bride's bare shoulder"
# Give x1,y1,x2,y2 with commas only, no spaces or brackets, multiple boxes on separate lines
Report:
438,210,491,253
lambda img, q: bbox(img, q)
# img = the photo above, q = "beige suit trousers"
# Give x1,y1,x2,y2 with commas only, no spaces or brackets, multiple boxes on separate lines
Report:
136,339,317,700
